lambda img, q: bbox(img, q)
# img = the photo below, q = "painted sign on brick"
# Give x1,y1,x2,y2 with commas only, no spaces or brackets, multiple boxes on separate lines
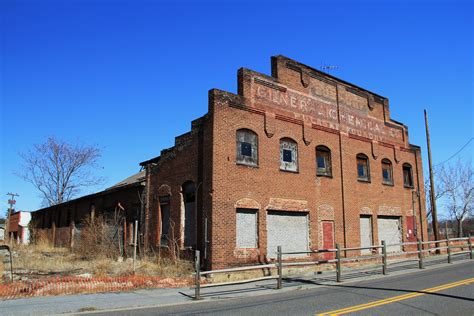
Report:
251,76,404,145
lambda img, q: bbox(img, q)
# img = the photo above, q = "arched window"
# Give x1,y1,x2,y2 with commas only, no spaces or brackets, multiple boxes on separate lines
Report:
316,145,332,177
236,129,258,167
159,195,171,246
280,138,298,172
356,153,370,181
381,159,393,185
403,163,414,188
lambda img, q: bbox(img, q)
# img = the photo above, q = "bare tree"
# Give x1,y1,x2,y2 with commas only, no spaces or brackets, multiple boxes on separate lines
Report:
18,136,104,207
438,160,473,237
424,166,450,233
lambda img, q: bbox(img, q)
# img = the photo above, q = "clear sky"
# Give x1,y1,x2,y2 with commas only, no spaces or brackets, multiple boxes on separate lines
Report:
1,0,473,214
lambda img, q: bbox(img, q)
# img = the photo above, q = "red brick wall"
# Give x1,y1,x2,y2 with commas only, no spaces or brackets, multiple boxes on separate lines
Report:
145,56,428,269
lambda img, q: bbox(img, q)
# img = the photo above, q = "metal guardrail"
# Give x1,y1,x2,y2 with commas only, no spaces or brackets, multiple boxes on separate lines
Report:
193,235,473,299
0,245,14,283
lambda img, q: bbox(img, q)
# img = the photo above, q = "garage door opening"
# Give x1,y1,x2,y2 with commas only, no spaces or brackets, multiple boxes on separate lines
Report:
267,211,309,258
377,216,402,253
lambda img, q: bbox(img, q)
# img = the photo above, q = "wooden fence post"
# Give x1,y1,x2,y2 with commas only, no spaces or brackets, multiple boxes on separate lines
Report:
277,246,283,289
195,250,201,300
52,221,56,247
382,240,387,275
417,239,424,269
69,220,75,249
447,236,451,264
468,234,473,260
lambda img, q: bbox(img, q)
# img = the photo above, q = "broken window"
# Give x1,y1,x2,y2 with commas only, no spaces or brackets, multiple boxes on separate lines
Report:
382,159,393,185
236,208,257,248
316,145,332,177
280,138,298,172
236,129,258,166
403,163,414,188
357,153,370,181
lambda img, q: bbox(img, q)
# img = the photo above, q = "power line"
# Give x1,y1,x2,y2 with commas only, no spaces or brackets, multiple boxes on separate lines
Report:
434,137,473,167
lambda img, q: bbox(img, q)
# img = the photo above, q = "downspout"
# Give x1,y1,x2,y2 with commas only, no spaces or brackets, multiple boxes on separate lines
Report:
336,84,347,250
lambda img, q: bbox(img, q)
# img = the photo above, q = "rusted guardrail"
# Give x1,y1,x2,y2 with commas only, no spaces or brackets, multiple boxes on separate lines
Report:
193,235,473,299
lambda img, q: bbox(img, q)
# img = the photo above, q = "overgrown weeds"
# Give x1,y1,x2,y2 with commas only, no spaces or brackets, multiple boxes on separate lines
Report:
74,214,119,259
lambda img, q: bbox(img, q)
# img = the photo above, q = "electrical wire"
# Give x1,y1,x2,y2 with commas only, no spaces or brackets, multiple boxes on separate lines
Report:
434,137,473,167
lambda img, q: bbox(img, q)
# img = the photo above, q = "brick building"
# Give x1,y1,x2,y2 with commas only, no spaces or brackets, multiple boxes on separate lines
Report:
32,171,145,247
140,55,428,269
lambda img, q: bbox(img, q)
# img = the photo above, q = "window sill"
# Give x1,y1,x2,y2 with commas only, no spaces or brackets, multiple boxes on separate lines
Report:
317,173,333,178
357,178,371,183
236,162,259,168
404,185,415,189
280,168,299,174
382,182,394,187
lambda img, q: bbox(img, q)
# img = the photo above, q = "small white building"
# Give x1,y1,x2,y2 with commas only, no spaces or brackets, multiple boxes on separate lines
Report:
8,211,31,244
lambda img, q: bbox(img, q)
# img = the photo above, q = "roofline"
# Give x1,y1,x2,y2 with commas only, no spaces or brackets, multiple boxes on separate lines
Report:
139,156,160,166
32,181,144,213
274,55,388,100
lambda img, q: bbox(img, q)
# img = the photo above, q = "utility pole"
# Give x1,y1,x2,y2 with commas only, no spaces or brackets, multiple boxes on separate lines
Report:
424,110,440,242
5,192,19,242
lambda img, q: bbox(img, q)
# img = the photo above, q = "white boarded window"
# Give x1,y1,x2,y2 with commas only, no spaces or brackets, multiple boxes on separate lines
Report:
236,129,258,166
236,208,257,248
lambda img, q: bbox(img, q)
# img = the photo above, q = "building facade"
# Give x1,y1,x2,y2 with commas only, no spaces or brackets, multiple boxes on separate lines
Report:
32,171,145,247
141,56,428,269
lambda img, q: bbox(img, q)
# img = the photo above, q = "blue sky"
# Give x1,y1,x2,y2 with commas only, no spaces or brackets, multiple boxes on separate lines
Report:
1,0,472,214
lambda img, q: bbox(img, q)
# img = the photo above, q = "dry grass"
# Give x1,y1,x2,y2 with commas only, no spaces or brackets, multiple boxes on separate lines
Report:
30,229,54,252
8,243,193,280
5,215,193,283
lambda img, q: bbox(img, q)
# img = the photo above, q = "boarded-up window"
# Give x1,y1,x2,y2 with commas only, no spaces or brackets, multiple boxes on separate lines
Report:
236,208,257,248
280,138,298,172
236,129,258,166
360,215,373,254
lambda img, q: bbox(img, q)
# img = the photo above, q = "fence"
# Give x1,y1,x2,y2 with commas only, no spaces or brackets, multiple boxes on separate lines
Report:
193,236,473,299
0,275,192,300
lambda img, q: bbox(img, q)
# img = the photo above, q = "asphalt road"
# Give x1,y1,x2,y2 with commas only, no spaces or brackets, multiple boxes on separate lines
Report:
85,261,474,316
